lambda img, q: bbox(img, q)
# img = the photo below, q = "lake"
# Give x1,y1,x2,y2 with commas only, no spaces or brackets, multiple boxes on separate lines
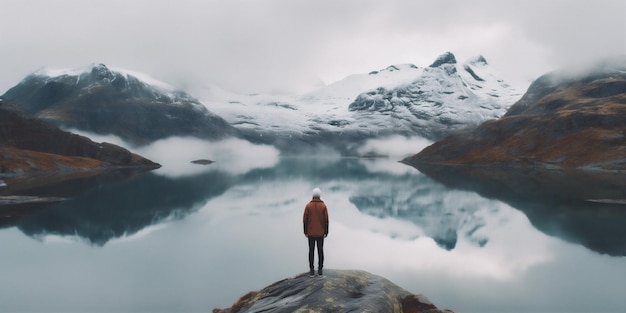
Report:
1,149,625,313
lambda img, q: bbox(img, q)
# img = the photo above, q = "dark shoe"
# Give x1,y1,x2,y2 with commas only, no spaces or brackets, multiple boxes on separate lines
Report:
309,269,315,277
317,269,323,276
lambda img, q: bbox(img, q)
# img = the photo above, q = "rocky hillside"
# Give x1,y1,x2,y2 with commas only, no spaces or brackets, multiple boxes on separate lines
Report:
213,269,453,313
403,57,626,171
0,100,159,177
1,64,238,146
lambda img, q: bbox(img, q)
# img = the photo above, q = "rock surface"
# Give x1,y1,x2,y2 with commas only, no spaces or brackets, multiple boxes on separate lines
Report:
403,56,626,171
190,159,214,165
213,269,453,313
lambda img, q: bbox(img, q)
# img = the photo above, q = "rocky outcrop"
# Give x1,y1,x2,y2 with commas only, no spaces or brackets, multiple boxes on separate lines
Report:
429,51,457,68
213,269,453,313
1,64,238,146
403,56,626,171
0,101,159,177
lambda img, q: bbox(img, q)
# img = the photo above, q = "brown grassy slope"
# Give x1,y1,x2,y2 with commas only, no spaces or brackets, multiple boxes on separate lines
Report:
0,146,106,174
0,101,159,176
404,72,626,171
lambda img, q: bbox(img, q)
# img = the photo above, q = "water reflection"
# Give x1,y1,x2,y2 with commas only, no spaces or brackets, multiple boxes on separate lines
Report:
196,158,557,281
410,164,626,256
233,157,492,250
1,156,624,312
1,169,234,245
3,156,624,256
347,167,489,250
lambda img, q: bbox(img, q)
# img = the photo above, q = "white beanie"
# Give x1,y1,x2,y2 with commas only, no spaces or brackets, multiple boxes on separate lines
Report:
312,187,321,198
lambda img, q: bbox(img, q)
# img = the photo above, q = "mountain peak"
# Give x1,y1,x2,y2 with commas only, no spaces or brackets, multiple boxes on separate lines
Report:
90,63,109,72
89,63,115,80
429,52,457,68
467,55,488,66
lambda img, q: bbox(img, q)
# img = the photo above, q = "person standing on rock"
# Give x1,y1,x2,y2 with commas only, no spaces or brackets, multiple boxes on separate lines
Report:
303,187,329,277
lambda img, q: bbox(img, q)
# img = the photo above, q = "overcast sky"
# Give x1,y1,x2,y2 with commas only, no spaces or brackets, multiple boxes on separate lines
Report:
1,0,624,95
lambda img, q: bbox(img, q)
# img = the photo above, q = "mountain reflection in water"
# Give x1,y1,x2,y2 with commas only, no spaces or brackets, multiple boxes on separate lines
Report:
2,157,624,256
410,163,626,256
0,170,234,245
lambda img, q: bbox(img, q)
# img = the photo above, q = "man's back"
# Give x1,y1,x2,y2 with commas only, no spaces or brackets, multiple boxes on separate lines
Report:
304,198,328,238
303,187,329,276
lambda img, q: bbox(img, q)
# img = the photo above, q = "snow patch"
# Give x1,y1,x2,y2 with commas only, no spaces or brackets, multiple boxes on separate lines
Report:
33,66,88,78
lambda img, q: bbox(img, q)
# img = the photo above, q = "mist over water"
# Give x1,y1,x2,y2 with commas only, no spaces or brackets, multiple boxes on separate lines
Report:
0,139,624,313
357,135,432,159
66,130,282,177
136,137,281,177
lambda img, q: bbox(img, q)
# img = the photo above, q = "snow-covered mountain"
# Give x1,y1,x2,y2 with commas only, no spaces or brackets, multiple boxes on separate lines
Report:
348,52,524,139
1,64,237,146
200,63,422,130
1,53,525,154
200,52,525,152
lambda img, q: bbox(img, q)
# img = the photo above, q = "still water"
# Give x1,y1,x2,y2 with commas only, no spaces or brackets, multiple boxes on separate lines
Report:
1,152,625,313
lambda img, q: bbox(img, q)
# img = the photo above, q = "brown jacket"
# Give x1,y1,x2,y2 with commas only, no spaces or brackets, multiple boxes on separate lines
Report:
303,197,329,237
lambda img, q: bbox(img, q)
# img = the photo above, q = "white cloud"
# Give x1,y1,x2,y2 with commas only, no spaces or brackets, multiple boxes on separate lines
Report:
1,0,624,96
358,135,432,159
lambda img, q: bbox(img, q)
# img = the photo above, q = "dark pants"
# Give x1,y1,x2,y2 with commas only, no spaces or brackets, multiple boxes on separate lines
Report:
308,236,324,270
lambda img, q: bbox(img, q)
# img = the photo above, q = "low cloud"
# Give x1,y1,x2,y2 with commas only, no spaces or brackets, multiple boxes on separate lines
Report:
135,137,280,177
357,135,432,159
66,129,128,148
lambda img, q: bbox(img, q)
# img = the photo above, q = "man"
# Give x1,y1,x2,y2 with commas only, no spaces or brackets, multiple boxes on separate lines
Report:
303,187,329,277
